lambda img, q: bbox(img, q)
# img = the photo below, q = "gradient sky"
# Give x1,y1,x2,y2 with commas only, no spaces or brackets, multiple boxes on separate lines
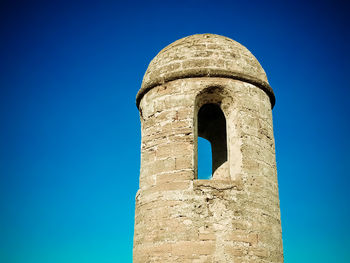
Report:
1,0,349,262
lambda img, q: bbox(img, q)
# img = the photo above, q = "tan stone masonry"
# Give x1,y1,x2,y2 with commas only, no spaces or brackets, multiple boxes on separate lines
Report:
133,34,283,263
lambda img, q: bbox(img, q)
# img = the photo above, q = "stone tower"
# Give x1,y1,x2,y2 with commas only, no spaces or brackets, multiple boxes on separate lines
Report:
133,34,283,263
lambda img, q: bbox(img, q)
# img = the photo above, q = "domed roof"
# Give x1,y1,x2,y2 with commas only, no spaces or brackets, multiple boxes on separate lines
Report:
136,34,274,107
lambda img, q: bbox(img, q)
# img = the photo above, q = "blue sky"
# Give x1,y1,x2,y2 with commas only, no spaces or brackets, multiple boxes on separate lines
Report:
0,0,349,262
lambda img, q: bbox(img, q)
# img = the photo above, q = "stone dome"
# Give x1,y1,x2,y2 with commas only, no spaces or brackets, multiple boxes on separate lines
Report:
136,34,274,107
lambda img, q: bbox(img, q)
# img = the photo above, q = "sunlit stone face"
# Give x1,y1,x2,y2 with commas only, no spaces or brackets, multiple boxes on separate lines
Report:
133,34,283,263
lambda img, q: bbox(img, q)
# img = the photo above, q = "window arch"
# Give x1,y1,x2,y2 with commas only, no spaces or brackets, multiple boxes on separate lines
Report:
197,103,227,179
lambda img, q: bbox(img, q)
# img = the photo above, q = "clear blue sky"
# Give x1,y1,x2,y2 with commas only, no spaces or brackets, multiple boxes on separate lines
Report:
1,0,349,262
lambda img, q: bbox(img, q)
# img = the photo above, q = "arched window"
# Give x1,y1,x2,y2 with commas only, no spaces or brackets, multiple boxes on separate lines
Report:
197,103,227,179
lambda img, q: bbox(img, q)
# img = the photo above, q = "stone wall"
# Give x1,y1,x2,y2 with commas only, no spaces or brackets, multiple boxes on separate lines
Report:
133,77,283,262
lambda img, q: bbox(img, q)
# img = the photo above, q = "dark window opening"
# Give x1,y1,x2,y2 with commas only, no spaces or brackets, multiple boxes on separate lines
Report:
197,103,227,179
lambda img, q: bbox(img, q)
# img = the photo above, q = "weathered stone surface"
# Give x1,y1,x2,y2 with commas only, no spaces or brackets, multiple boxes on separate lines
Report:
133,34,283,263
136,34,275,108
